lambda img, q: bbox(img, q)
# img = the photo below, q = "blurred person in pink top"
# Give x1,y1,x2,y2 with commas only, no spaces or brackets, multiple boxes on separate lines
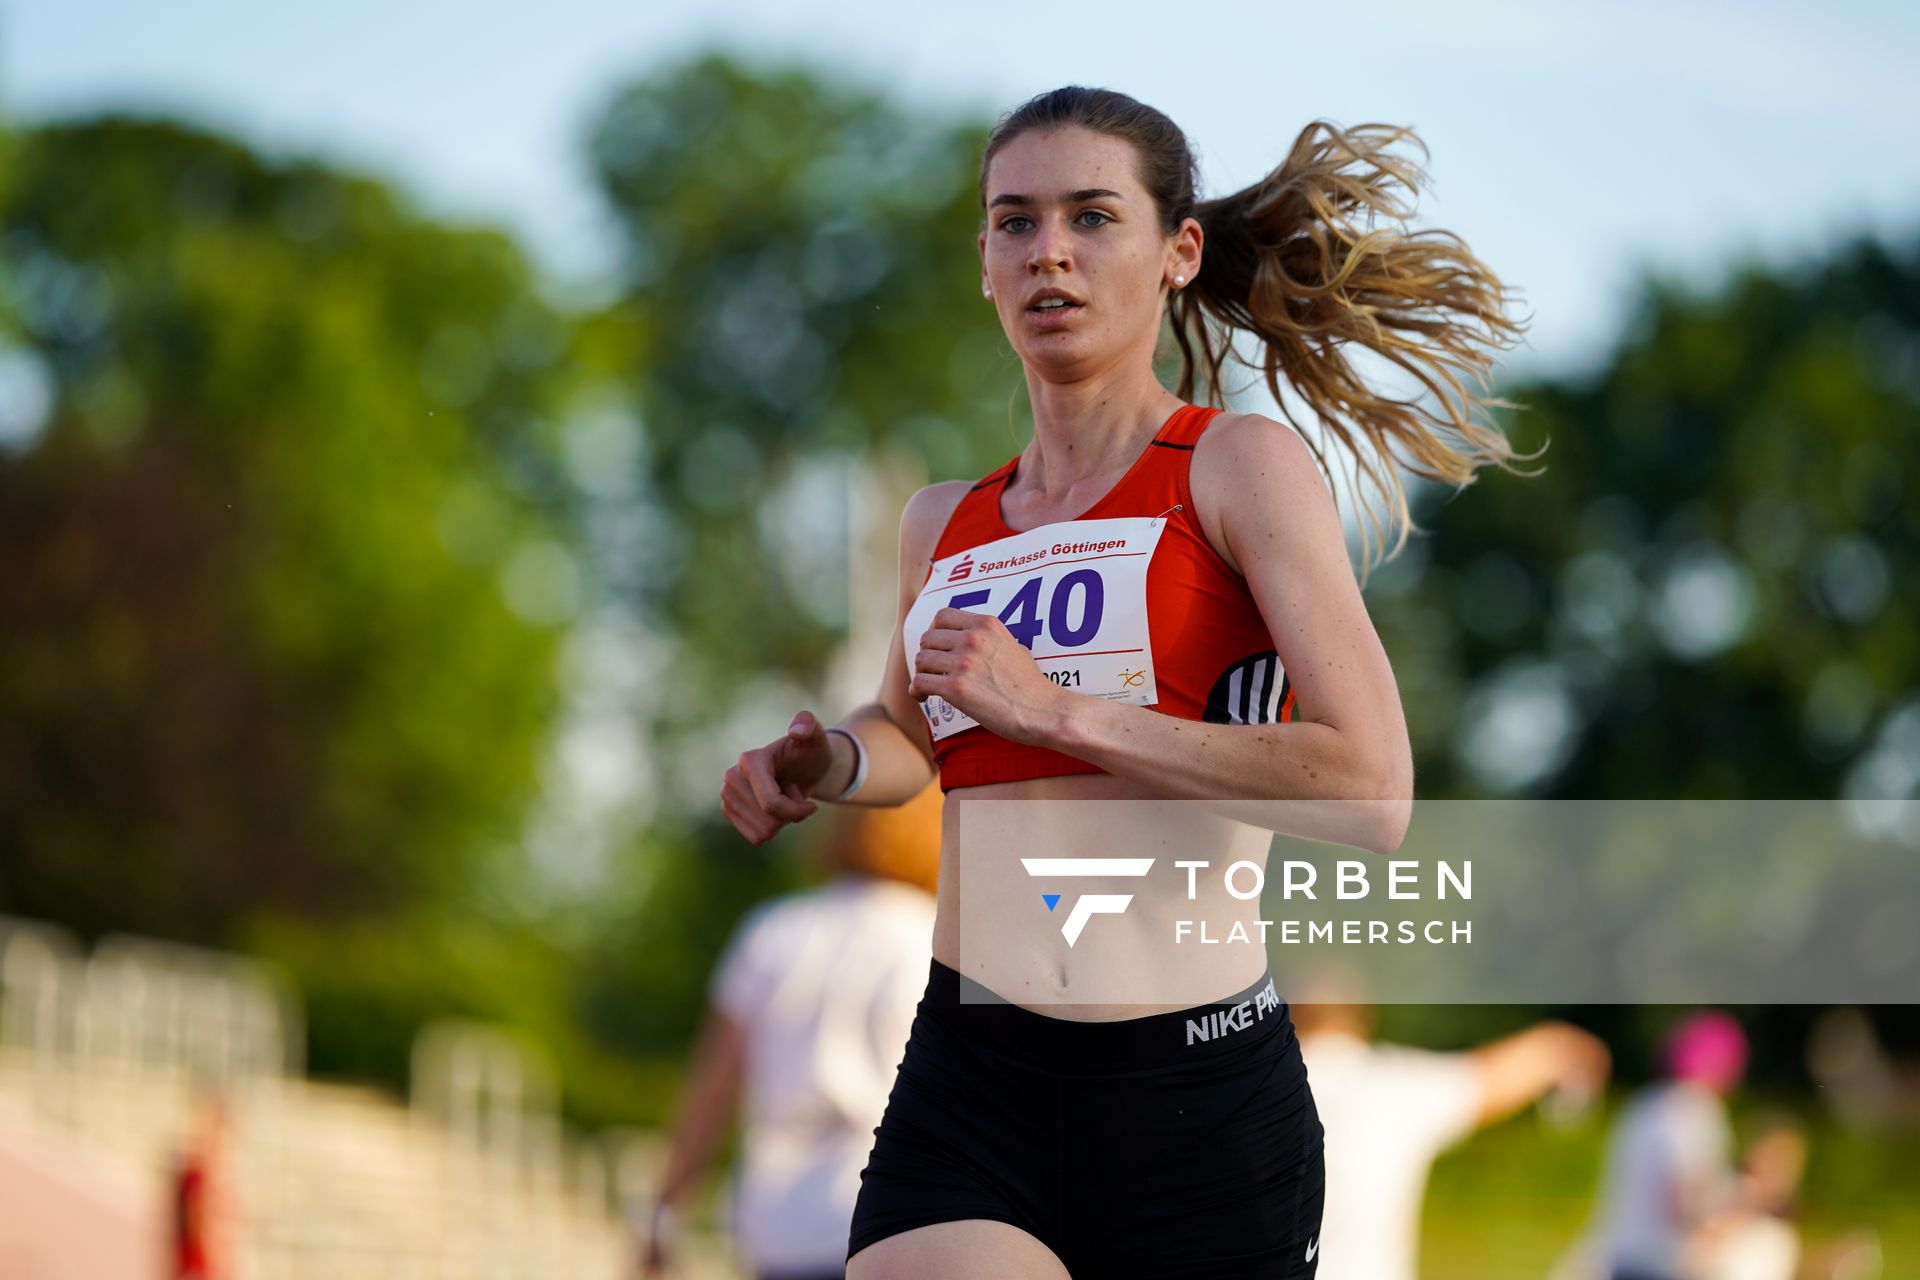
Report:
1592,1011,1748,1280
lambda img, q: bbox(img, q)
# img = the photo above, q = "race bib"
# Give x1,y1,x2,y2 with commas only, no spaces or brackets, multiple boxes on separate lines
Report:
904,516,1169,742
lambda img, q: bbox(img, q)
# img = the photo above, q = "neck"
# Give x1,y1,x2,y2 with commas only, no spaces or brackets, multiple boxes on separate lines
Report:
1018,358,1185,497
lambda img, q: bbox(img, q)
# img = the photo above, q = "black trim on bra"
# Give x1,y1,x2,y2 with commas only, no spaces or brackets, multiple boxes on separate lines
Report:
1151,440,1195,451
969,471,1014,491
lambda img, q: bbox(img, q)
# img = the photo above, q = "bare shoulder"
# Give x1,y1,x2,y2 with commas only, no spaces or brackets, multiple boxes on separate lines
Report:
1191,411,1331,499
1189,411,1337,575
898,479,973,568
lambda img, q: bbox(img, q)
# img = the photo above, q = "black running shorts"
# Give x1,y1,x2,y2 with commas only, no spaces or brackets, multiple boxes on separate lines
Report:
848,958,1325,1278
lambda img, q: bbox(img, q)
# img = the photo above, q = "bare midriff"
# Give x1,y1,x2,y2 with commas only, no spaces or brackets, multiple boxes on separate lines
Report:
933,770,1275,1021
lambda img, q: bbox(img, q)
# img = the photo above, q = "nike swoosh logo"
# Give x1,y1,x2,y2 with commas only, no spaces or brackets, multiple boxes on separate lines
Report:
1305,1236,1318,1262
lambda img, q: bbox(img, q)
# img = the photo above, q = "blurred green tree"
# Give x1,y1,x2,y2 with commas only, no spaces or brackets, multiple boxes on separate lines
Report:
1366,235,1920,1084
569,55,1015,1056
0,118,576,942
1371,236,1920,804
581,53,1011,730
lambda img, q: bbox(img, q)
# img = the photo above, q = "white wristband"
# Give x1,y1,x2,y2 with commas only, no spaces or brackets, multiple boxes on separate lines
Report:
825,727,868,802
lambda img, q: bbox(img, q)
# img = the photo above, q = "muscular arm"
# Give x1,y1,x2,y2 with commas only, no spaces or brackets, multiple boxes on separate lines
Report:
803,481,969,806
1037,416,1414,851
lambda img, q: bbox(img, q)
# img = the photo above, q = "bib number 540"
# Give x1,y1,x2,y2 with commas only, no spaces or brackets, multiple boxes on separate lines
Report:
948,569,1104,651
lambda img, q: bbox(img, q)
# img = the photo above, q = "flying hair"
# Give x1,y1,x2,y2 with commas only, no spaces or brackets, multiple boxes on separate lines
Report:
981,87,1543,581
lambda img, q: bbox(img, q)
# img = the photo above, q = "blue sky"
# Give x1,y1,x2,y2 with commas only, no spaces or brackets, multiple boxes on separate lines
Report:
7,0,1920,382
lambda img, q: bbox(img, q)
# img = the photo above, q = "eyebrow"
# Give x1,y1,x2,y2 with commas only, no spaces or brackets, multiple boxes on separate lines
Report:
987,187,1127,211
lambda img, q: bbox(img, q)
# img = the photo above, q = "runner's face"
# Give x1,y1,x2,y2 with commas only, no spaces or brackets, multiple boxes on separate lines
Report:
979,126,1175,376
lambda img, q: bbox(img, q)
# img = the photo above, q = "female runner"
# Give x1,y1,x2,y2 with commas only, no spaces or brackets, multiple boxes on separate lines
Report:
721,86,1530,1279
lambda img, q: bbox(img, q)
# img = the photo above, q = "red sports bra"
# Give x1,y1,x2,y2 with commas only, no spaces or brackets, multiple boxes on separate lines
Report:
921,403,1294,791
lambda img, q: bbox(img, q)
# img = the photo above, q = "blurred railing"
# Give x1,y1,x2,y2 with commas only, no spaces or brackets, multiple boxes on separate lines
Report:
0,914,738,1279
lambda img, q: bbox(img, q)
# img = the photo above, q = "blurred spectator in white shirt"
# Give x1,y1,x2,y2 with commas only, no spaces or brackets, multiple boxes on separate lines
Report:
640,785,940,1280
1296,986,1609,1280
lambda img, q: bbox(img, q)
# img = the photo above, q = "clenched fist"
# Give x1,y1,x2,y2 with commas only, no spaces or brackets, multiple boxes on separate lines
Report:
721,710,836,845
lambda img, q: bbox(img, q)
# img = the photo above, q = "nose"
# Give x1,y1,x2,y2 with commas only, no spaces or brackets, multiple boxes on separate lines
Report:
1026,215,1073,275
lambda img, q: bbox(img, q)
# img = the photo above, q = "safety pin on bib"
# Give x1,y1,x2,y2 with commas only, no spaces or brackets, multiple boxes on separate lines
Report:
1150,504,1184,527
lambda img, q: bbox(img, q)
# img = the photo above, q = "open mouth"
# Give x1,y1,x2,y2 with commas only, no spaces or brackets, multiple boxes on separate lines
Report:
1029,299,1084,315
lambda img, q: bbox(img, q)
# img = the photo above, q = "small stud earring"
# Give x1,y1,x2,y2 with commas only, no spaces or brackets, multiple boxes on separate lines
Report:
1173,275,1186,287
983,284,992,297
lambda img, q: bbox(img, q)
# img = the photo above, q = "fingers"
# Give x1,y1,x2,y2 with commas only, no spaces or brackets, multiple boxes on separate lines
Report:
721,710,833,845
912,648,961,676
913,632,990,701
907,660,958,702
912,631,982,689
738,751,814,823
776,710,835,788
722,756,813,845
737,744,791,817
721,765,782,845
740,747,807,820
919,609,1001,650
780,780,819,820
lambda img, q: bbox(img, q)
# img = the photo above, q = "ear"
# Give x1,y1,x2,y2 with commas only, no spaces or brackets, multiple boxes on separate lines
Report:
977,230,990,294
1167,216,1204,288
